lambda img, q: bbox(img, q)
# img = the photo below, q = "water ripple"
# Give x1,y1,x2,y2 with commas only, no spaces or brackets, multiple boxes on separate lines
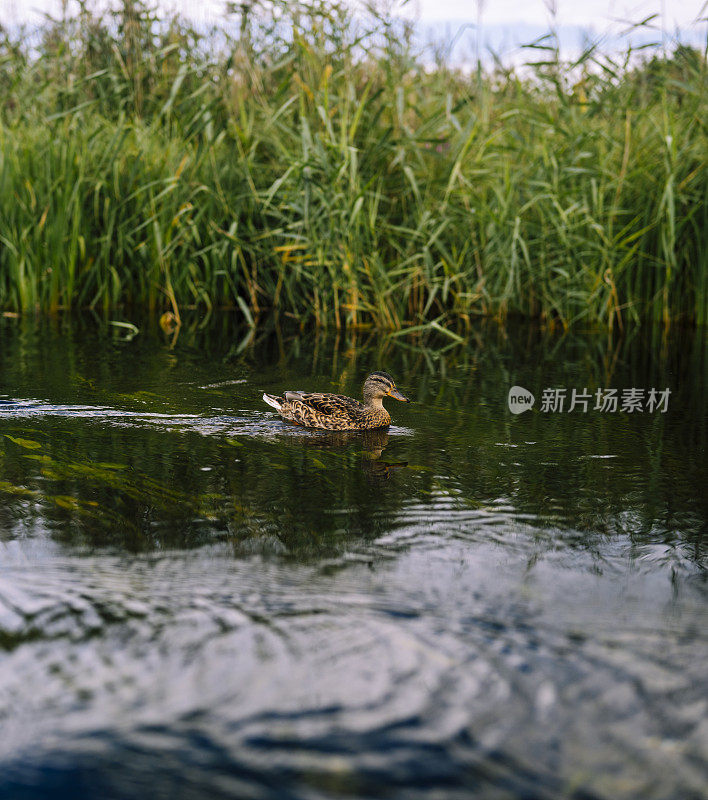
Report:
0,545,705,799
1,398,413,440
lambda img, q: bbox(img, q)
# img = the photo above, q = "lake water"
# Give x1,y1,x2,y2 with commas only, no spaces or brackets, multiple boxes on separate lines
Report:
0,315,706,800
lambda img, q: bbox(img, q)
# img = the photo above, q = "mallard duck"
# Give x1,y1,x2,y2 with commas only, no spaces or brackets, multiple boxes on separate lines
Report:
263,371,410,430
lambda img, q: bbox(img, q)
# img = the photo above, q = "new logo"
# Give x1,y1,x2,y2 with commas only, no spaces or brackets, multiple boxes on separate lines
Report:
507,386,535,414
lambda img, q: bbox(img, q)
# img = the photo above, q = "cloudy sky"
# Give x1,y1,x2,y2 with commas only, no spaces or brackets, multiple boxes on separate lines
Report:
3,0,705,31
407,0,704,27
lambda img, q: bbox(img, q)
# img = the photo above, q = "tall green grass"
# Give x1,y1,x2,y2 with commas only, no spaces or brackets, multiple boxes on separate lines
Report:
0,1,706,328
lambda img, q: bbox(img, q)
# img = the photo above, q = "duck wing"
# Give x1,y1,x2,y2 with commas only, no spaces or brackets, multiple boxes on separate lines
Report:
284,392,363,419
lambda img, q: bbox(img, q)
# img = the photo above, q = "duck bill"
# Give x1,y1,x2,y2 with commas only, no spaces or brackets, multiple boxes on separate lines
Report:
388,388,410,402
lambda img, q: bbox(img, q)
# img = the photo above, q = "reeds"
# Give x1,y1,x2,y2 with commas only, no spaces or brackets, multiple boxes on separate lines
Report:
0,1,705,328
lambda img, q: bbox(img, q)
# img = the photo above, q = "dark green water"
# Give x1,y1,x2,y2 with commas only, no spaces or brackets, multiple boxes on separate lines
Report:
0,315,706,800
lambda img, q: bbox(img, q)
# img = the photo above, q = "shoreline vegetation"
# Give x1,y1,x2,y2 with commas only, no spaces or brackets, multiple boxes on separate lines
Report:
0,1,706,331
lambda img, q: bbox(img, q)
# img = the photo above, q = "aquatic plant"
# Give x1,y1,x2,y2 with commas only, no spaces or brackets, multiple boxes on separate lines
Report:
0,1,705,328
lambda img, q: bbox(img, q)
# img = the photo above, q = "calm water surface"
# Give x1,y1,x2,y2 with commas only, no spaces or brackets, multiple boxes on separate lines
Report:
0,316,706,800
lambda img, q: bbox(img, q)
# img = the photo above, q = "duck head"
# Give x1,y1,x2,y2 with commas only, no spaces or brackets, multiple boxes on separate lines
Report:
363,372,410,406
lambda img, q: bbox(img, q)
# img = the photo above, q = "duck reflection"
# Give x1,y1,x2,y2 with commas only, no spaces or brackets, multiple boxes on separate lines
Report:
356,429,409,481
286,426,408,481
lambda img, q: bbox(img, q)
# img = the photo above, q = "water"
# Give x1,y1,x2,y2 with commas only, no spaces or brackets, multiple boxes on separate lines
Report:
0,315,706,800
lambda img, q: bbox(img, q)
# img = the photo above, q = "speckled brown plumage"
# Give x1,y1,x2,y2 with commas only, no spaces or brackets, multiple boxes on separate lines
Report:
263,371,410,430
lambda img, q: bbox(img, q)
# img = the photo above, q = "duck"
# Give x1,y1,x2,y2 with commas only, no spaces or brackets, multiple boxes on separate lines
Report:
262,371,410,430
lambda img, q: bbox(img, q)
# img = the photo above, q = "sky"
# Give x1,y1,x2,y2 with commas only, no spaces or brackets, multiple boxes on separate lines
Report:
2,0,706,34
405,0,705,28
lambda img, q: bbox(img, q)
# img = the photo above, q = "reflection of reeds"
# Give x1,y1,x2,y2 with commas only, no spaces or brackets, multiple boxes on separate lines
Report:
0,313,705,560
0,3,705,327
